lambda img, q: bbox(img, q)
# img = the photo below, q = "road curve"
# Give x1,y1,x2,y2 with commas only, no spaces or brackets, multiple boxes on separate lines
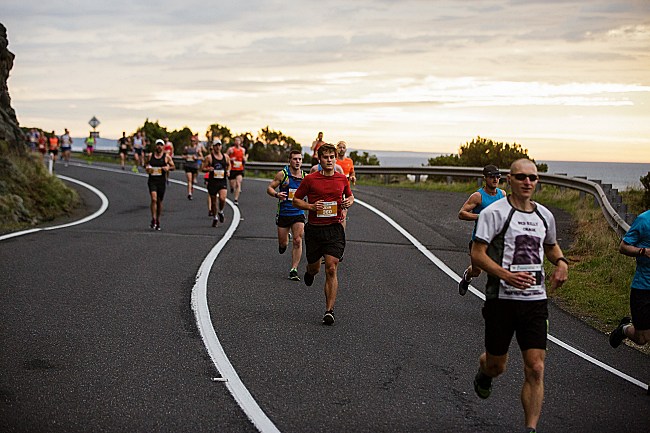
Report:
1,161,647,433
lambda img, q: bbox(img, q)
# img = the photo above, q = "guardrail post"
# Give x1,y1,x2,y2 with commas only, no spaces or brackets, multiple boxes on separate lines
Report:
414,174,421,183
477,177,482,187
555,174,567,192
446,176,452,185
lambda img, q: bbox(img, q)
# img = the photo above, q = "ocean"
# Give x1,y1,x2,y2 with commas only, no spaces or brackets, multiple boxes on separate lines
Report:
73,138,648,191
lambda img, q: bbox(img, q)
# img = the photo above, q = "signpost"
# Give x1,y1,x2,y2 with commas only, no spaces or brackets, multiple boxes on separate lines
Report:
89,116,100,138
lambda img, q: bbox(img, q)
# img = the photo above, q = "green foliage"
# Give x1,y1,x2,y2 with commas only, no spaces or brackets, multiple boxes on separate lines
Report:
139,119,168,151
247,126,301,162
0,143,78,232
640,171,650,209
168,127,193,154
349,151,380,166
206,123,233,143
428,136,548,172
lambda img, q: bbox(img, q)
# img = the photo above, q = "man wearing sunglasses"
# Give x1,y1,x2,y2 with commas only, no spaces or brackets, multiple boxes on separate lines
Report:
458,164,507,295
470,158,569,433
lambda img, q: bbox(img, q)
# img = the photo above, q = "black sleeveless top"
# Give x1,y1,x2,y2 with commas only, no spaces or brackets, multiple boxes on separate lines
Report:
209,154,227,180
148,153,167,181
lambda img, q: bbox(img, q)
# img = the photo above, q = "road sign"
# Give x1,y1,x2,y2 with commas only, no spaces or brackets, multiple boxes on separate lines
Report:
89,116,100,129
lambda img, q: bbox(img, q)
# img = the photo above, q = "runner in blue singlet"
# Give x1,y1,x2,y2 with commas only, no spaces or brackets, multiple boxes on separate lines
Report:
457,164,507,295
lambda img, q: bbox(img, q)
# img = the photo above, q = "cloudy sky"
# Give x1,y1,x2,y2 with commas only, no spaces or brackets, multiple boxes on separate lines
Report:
3,0,650,162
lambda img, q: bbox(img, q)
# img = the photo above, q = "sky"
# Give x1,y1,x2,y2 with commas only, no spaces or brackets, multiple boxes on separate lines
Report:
3,0,650,162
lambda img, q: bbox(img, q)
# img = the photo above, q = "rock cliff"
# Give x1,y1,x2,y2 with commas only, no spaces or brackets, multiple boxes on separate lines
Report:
0,23,25,153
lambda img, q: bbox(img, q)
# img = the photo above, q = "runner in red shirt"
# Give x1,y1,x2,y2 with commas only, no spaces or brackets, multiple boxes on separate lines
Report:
293,143,354,325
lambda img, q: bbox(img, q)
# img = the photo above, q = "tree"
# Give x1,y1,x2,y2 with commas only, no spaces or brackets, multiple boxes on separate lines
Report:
246,126,301,162
349,151,380,166
206,123,232,143
427,136,547,172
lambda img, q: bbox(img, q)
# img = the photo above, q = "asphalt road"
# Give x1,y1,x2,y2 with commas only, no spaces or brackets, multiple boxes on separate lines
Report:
1,160,648,433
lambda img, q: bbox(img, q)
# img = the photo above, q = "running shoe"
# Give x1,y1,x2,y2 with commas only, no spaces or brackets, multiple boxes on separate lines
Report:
234,200,239,206
218,212,224,223
289,268,300,281
279,244,287,254
212,219,218,228
208,210,214,216
459,268,471,296
150,219,156,229
524,428,536,433
609,316,632,348
323,310,335,326
473,369,492,399
155,222,161,231
132,166,138,173
304,271,314,287
188,194,193,200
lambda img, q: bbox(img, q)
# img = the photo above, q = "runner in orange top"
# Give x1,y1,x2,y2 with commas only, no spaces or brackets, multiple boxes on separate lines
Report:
226,136,247,205
48,131,60,164
336,141,355,229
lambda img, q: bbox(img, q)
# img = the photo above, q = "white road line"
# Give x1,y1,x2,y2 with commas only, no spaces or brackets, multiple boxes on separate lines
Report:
355,198,649,392
190,201,281,433
0,175,109,241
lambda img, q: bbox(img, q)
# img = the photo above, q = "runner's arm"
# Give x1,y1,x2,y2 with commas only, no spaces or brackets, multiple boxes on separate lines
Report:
165,155,175,171
458,192,482,221
544,243,569,290
619,240,650,258
471,241,535,290
267,171,286,199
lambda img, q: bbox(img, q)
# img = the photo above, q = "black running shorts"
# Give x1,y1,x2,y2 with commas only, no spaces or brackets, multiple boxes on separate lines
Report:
305,223,345,264
276,214,306,228
229,170,244,180
630,288,650,330
147,179,167,201
482,299,548,356
207,179,227,196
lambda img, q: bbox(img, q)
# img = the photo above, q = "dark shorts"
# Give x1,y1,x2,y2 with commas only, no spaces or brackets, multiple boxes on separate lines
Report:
482,299,548,356
276,214,306,228
184,165,198,174
119,149,128,155
229,170,244,180
305,223,345,264
61,146,71,152
48,149,58,156
134,148,143,155
148,179,166,200
630,288,650,330
207,179,228,196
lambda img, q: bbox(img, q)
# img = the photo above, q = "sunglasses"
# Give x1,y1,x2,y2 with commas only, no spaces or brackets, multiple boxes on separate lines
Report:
512,173,539,181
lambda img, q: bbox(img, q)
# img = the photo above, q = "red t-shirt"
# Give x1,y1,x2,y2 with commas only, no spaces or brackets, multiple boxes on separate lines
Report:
294,171,352,225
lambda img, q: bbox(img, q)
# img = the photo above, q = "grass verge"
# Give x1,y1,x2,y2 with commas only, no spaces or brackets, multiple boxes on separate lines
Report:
0,145,79,233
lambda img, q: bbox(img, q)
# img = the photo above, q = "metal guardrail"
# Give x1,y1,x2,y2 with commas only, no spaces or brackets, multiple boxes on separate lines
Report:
83,150,632,236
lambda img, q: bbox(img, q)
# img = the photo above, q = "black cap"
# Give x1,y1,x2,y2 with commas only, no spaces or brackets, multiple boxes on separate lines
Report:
483,165,500,177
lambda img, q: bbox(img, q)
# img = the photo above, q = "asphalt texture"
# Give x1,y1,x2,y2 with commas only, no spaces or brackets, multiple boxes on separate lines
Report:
1,159,648,433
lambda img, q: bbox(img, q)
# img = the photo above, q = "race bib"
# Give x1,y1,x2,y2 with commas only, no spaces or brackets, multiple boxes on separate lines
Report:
150,167,163,176
509,263,543,290
214,169,225,179
288,188,297,200
232,160,243,169
317,201,337,218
